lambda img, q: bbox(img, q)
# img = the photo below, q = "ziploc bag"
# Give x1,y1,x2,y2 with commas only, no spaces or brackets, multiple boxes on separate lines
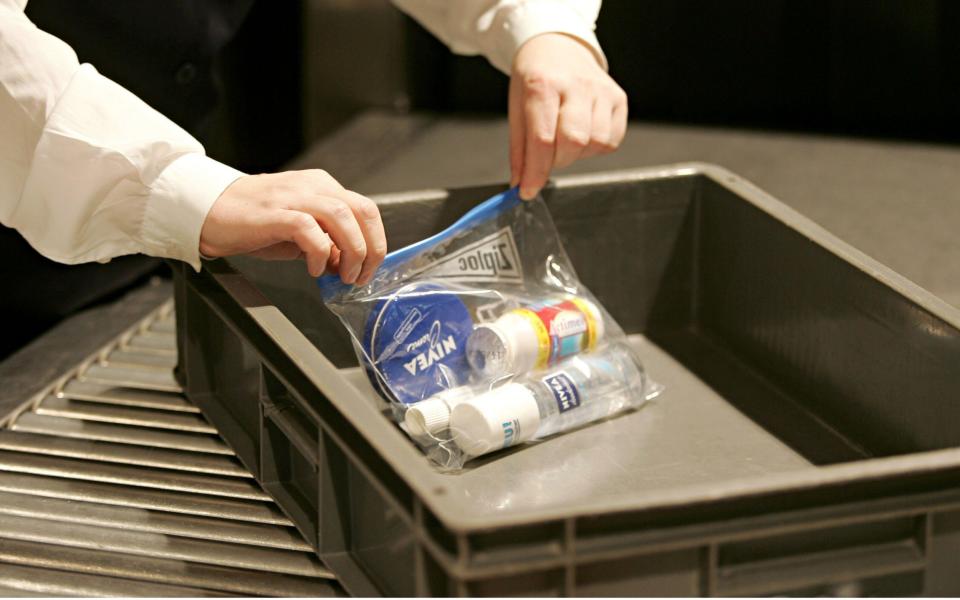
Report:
318,188,656,469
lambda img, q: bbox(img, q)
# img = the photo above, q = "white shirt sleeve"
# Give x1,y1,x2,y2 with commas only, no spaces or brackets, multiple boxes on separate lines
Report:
0,0,244,271
391,0,607,74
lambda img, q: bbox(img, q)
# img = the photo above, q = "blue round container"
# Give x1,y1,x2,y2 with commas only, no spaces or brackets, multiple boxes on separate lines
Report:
361,281,473,404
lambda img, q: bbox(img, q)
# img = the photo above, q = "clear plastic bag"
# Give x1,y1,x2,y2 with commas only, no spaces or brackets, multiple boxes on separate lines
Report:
318,188,657,469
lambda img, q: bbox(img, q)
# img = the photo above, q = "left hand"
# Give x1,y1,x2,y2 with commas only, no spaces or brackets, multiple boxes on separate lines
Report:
509,33,628,199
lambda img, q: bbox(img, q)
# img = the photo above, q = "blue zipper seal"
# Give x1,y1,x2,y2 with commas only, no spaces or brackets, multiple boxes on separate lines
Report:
317,186,521,300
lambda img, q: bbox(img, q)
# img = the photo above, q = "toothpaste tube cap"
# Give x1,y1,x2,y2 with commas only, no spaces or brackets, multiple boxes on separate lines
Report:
451,383,540,457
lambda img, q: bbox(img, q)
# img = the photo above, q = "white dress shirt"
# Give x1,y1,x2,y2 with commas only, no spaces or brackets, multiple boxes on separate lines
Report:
0,0,604,270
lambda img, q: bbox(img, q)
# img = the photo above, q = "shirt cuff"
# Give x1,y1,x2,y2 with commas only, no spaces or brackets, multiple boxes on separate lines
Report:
486,2,608,74
146,153,245,271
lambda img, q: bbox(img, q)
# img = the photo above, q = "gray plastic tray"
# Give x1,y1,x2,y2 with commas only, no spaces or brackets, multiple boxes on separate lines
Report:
173,164,960,596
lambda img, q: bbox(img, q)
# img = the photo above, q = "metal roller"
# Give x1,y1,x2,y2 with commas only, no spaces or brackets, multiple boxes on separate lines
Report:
0,514,329,578
0,491,309,551
11,413,230,455
0,539,342,597
0,472,291,525
0,561,229,597
36,396,215,433
59,380,199,412
0,306,335,596
0,451,270,500
0,431,247,477
80,364,181,393
104,349,179,370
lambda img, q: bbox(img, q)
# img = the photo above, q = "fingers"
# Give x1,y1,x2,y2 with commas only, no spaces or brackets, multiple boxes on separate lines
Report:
610,89,628,149
281,211,332,278
512,81,625,198
554,91,593,168
506,32,630,195
287,192,384,284
339,190,387,285
286,172,385,284
508,77,525,188
327,245,341,275
290,195,366,283
582,97,613,159
519,75,560,200
200,169,386,283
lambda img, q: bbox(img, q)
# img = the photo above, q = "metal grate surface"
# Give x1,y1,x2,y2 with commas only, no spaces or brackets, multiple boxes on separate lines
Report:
0,305,342,597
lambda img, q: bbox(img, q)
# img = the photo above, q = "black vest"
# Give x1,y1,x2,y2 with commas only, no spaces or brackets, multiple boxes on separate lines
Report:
0,1,256,359
25,0,256,135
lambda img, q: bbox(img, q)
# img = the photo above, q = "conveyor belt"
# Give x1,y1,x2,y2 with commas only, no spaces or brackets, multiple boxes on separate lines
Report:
0,305,342,597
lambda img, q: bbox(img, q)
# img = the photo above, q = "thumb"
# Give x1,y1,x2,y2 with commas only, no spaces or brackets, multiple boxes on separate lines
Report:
508,76,525,187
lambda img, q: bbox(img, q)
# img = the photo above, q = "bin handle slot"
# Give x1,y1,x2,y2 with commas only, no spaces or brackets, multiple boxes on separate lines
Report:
263,398,320,468
714,537,926,595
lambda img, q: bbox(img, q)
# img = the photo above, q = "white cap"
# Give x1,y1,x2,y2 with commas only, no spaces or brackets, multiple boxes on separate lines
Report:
466,323,512,376
404,387,476,437
404,399,450,437
466,314,538,377
450,383,541,457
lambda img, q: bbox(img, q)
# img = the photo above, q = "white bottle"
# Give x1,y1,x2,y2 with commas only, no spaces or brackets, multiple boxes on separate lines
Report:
450,344,644,457
466,296,605,377
403,386,476,437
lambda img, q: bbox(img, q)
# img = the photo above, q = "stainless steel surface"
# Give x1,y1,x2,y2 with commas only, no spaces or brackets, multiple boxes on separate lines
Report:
80,363,181,393
0,432,247,477
0,514,327,577
0,491,309,551
11,413,231,455
0,562,228,597
104,348,179,370
149,318,176,334
36,396,214,432
123,331,177,354
0,451,269,500
0,304,339,596
0,472,290,525
0,281,173,428
59,380,198,412
0,539,338,597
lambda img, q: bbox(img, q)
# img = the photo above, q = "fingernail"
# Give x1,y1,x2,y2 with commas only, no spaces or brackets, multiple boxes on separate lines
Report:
519,187,535,200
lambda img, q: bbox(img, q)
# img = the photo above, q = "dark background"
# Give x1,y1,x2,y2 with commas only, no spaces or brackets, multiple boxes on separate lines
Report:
26,0,960,173
413,0,960,141
4,0,959,359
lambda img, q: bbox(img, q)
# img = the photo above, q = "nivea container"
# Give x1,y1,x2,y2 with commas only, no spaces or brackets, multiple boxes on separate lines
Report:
362,281,474,405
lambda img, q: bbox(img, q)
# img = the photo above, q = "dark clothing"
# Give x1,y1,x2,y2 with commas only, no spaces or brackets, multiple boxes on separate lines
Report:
25,0,255,135
1,1,255,360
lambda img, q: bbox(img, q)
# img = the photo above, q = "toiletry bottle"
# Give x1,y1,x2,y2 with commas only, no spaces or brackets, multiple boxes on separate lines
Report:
466,296,605,377
451,344,643,457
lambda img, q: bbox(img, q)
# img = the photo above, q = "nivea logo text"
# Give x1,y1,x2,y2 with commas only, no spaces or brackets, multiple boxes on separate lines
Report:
543,372,581,413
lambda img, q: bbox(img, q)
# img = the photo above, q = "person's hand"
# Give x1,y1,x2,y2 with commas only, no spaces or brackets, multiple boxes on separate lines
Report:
199,170,387,284
509,33,628,199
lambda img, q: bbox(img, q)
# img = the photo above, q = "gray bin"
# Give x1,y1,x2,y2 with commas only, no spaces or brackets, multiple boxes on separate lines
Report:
173,164,960,596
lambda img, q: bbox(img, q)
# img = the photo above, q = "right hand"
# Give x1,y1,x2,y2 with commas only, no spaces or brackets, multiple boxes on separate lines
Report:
199,169,387,284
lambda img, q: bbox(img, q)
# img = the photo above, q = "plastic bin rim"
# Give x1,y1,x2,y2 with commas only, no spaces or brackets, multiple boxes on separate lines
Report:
209,162,960,533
